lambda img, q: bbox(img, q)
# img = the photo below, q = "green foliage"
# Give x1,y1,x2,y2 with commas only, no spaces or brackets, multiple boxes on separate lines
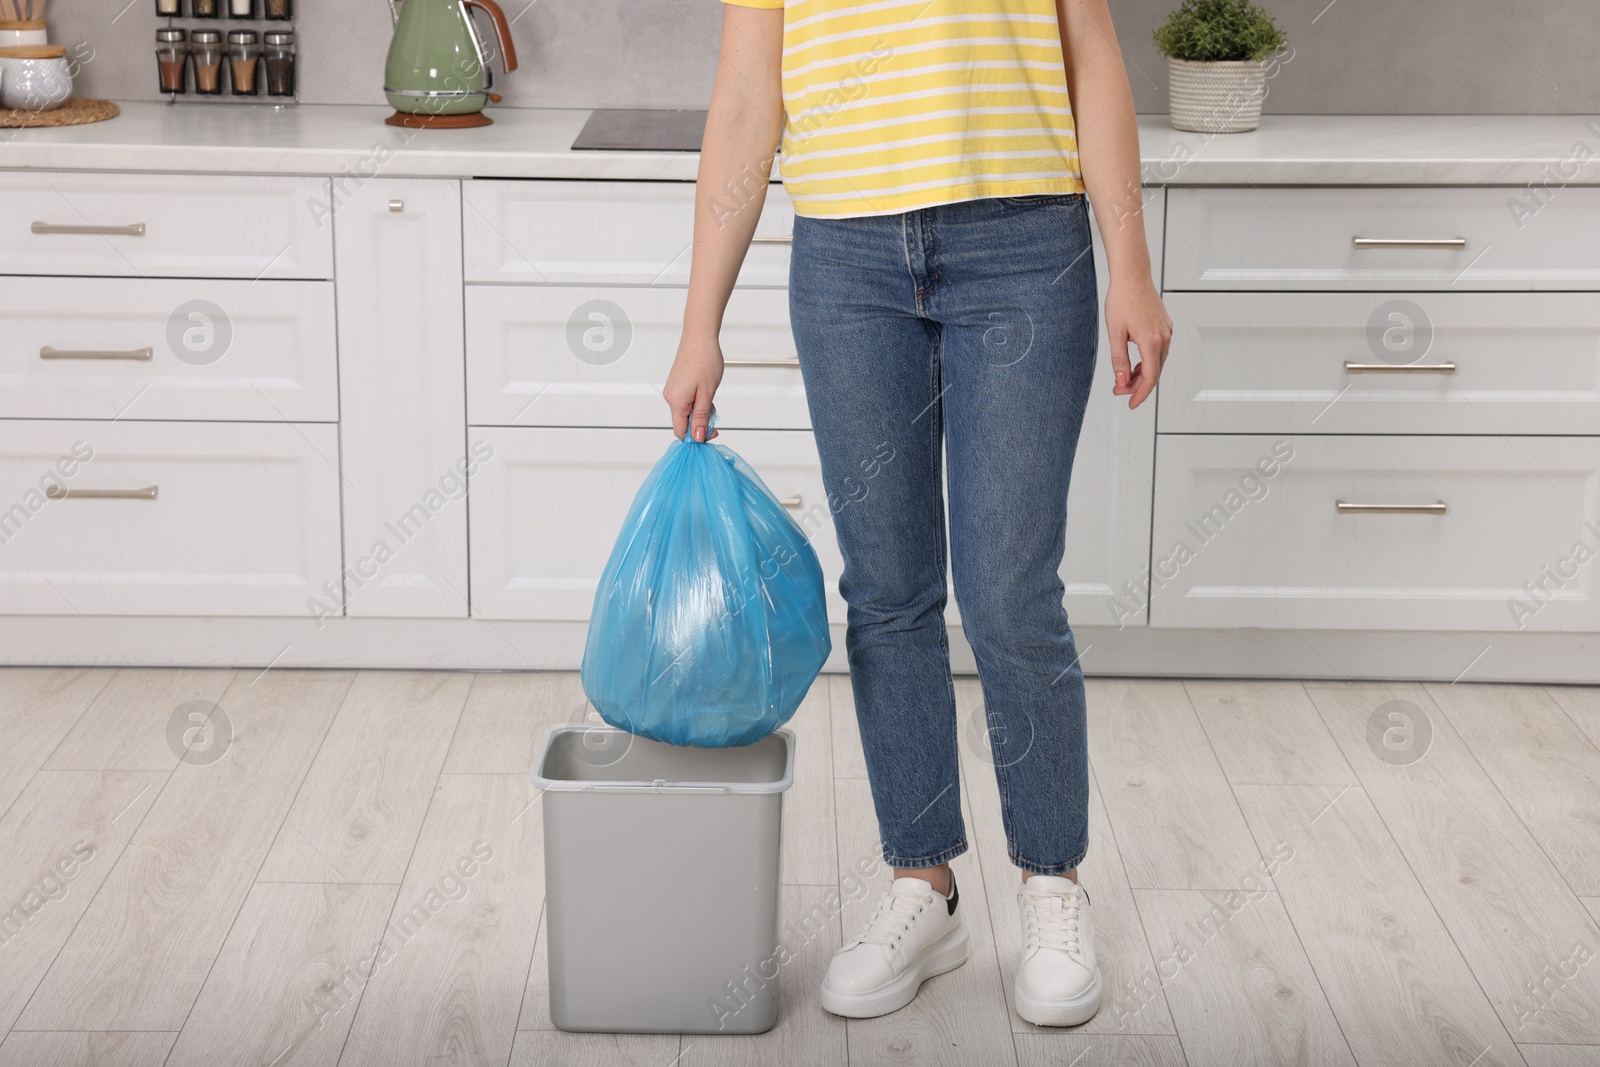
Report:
1153,0,1287,62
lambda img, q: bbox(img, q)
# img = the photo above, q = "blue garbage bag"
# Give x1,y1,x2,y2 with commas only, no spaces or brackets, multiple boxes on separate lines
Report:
581,429,831,748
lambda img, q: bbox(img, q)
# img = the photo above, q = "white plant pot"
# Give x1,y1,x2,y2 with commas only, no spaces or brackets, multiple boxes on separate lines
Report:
1166,56,1266,133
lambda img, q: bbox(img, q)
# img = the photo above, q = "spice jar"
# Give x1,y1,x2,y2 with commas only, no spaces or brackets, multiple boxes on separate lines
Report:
228,0,253,16
263,30,294,96
264,0,291,19
227,30,259,95
155,27,188,95
154,0,180,13
192,0,219,17
190,29,223,95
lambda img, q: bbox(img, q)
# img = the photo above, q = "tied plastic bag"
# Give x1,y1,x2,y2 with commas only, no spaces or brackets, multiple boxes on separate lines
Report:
580,428,832,748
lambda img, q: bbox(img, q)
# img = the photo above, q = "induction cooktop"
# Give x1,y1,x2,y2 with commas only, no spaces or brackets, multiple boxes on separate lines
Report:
571,109,709,152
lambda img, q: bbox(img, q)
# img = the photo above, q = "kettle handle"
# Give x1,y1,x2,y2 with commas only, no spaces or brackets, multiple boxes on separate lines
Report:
462,0,519,75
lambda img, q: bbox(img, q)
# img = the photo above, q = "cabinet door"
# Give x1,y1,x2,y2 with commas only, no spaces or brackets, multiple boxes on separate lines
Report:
1064,191,1162,629
469,427,845,624
335,179,469,618
1149,434,1600,632
0,420,341,616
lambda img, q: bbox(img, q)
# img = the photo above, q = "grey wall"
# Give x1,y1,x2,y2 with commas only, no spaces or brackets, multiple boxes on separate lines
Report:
51,0,1599,114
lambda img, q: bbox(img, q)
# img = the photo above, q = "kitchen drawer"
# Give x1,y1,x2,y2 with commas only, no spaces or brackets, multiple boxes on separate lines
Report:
466,285,805,428
0,420,342,616
0,276,338,422
0,171,332,280
1164,187,1600,291
1159,292,1600,435
463,179,794,286
1149,435,1600,632
469,427,843,622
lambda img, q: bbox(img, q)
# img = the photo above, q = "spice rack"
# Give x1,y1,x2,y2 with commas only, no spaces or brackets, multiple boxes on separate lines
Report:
154,0,297,107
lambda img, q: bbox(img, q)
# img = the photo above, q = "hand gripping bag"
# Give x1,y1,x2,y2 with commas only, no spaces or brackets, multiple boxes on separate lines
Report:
580,429,832,748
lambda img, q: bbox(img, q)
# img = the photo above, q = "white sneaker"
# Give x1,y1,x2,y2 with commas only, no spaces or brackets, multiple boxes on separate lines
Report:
1015,875,1103,1026
820,875,970,1018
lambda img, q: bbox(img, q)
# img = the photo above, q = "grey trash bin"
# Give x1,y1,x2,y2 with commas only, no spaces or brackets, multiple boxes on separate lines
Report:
532,723,795,1034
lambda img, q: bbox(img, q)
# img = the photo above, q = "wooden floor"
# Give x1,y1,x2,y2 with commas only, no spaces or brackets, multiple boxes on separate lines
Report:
1,668,1598,1067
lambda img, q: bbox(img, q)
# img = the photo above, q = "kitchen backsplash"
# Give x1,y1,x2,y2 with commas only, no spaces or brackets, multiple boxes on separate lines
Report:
49,0,1596,113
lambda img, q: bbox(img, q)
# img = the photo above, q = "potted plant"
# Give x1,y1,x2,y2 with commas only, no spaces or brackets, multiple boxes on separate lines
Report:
1154,0,1286,133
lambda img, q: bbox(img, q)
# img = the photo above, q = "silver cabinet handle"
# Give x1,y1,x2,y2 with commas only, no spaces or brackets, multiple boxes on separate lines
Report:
46,485,159,500
388,199,405,212
724,358,801,368
1351,237,1467,250
41,345,154,361
1336,500,1446,515
32,221,147,237
751,234,793,244
778,495,802,508
1344,361,1456,374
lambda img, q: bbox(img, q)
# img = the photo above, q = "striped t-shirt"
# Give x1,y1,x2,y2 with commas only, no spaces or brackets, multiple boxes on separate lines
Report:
722,0,1086,218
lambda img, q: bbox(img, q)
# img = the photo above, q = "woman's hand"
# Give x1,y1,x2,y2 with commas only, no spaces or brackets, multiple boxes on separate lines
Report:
1105,277,1172,409
664,329,723,441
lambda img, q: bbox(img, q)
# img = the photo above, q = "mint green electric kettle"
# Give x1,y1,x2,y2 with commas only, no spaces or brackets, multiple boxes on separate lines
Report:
384,0,519,128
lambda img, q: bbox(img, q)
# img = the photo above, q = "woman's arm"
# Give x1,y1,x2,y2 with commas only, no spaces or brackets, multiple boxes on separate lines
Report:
1057,0,1172,410
663,5,786,441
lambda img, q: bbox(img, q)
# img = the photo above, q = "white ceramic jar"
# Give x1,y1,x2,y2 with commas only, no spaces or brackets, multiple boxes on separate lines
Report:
0,19,48,50
0,44,72,111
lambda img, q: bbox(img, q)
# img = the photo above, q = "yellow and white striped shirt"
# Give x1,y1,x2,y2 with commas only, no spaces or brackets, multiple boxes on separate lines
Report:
723,0,1086,218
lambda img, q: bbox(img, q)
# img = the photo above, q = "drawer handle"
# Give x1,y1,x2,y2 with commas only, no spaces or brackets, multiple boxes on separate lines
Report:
32,221,147,237
45,485,159,501
1351,237,1467,250
40,345,155,361
778,495,803,508
724,358,801,368
1344,361,1456,375
751,234,793,244
1336,500,1447,515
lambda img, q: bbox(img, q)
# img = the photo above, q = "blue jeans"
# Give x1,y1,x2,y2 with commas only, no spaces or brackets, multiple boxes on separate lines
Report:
789,193,1097,876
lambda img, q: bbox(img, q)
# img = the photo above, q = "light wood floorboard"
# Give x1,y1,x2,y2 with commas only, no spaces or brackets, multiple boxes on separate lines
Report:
1517,1046,1600,1067
165,881,399,1067
1234,782,1528,1067
1086,679,1274,890
15,670,354,1031
45,668,233,771
0,770,164,1033
257,671,471,884
337,772,544,1067
1305,682,1600,1044
1013,1032,1188,1066
1184,679,1356,786
0,668,112,818
443,670,580,775
0,1030,175,1067
1130,888,1355,1066
1,669,1597,1066
1425,683,1600,896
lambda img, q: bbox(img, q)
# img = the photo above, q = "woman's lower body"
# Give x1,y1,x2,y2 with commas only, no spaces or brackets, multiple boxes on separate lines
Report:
789,193,1103,1025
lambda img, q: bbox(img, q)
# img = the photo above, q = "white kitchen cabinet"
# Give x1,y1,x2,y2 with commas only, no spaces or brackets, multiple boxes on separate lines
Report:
0,171,332,280
1159,292,1600,436
465,284,805,428
0,276,338,423
335,178,469,618
469,427,845,624
463,179,794,286
0,420,341,616
1149,434,1600,632
1164,186,1600,291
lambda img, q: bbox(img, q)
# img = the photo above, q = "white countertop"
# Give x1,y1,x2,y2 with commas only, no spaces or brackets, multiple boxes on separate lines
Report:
1,103,1597,184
